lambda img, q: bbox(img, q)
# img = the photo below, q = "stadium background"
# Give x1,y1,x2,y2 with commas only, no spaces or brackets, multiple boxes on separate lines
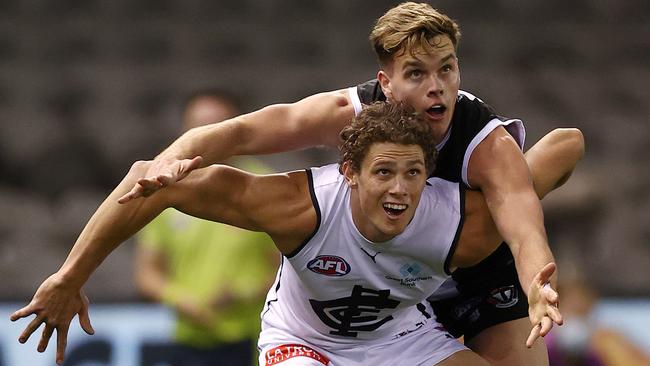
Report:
1,0,648,364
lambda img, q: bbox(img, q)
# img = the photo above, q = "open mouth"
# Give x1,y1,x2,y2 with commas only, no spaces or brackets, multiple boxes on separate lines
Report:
383,203,408,218
426,104,447,118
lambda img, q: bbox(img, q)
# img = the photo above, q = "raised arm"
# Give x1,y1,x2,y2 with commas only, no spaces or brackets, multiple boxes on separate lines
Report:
120,89,355,203
10,162,316,365
455,127,584,346
467,126,555,294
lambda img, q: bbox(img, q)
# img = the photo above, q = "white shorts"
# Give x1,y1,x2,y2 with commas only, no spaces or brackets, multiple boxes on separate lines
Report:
257,325,467,366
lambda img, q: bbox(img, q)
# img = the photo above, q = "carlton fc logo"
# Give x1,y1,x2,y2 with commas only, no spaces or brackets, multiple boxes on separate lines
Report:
307,255,351,276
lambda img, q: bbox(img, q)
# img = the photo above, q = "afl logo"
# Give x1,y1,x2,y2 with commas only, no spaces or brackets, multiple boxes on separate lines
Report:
307,255,351,276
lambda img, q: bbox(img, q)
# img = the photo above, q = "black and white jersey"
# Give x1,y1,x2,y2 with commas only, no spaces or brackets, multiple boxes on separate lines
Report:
349,79,525,187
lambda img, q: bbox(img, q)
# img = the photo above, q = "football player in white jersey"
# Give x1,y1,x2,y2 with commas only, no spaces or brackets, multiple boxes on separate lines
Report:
11,102,571,365
114,4,583,364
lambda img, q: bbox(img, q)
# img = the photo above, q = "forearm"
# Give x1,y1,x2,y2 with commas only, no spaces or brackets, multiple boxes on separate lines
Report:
490,191,556,293
156,117,248,167
157,94,349,166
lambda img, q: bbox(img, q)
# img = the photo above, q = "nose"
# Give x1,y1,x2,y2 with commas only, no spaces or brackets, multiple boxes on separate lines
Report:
427,74,444,97
388,176,408,197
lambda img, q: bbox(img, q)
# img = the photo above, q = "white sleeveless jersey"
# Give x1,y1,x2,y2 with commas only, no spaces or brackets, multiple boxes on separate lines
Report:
259,164,464,350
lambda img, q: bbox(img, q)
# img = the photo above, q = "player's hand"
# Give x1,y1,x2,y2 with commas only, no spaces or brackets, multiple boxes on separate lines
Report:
9,273,95,365
118,156,204,204
526,262,563,347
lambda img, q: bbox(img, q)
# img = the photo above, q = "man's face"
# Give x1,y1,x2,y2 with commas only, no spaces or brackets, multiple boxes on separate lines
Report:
345,142,428,243
377,35,460,137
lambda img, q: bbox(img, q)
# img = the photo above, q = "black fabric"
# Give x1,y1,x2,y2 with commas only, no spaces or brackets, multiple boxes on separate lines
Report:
429,243,528,340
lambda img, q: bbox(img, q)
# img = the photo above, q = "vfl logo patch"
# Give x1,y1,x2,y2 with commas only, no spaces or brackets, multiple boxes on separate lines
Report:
307,255,351,276
487,285,519,308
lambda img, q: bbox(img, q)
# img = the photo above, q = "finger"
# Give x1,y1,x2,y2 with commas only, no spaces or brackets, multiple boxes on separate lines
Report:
37,324,55,352
547,305,564,325
55,325,69,365
544,285,559,304
78,296,94,335
117,185,144,204
156,173,175,187
526,324,541,348
169,156,204,184
19,315,45,343
137,178,164,191
10,305,36,321
539,316,554,337
184,156,204,173
537,262,556,285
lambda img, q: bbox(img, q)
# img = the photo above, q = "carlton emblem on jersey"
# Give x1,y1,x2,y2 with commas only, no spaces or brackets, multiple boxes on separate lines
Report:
307,255,351,276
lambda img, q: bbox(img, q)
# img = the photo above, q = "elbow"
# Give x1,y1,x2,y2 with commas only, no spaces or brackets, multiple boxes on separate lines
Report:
553,128,585,162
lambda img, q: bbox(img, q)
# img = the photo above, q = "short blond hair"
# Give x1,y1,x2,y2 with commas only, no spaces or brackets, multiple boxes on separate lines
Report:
370,2,461,67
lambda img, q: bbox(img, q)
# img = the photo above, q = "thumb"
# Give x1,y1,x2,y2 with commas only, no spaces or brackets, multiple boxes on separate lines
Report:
78,295,94,335
536,262,556,285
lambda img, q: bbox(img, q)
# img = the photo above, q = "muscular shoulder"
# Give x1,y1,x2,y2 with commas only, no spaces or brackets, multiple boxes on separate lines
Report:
467,126,527,188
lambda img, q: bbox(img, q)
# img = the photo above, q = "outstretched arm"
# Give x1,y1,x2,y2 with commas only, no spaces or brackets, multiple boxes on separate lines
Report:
120,89,355,202
455,127,585,346
10,162,315,365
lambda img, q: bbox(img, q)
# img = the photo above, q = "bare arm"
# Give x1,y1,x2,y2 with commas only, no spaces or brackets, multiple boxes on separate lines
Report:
467,126,554,294
454,127,584,347
454,128,585,267
10,162,316,364
120,89,355,202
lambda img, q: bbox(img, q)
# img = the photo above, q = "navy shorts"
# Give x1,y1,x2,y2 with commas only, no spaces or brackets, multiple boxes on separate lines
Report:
429,243,528,341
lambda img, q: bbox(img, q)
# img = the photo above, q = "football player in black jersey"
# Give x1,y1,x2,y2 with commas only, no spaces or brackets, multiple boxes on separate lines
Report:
116,2,583,365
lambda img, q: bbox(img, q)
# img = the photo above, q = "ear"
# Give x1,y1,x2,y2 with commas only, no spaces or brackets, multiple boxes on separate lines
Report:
377,70,393,101
342,161,358,187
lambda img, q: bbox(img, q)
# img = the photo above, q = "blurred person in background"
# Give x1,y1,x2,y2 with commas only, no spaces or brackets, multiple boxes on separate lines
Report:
134,90,278,365
546,275,650,366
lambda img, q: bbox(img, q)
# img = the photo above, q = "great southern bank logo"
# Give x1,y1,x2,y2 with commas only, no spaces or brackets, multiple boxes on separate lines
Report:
307,255,351,276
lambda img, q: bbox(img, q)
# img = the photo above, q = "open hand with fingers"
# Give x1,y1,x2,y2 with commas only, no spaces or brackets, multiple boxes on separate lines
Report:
526,262,563,347
10,273,95,365
117,156,204,204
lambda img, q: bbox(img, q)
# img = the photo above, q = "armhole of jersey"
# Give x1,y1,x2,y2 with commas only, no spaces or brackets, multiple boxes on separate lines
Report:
285,169,322,258
261,255,284,318
347,86,363,116
443,183,465,275
461,118,525,187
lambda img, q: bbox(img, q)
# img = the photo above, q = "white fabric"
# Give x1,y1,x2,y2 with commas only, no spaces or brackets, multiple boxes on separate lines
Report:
461,117,525,187
258,164,465,365
347,86,363,116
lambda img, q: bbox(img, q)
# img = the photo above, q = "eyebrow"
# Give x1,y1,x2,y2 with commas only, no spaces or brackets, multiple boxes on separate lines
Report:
439,53,457,64
402,53,457,69
406,159,426,166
